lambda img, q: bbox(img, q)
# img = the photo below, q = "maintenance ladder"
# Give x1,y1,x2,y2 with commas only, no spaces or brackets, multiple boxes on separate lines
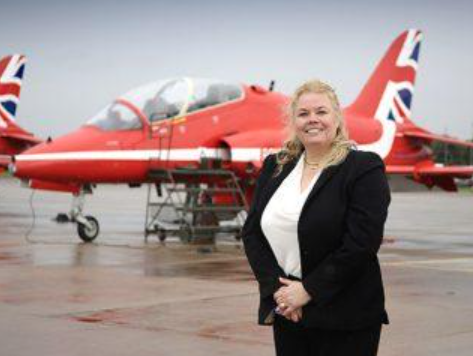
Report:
144,164,248,243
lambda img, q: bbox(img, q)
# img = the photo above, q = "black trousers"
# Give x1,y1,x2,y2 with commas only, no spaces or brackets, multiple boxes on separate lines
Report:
273,315,382,356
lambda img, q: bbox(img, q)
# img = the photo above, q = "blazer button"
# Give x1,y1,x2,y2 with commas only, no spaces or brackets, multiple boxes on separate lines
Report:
302,250,309,256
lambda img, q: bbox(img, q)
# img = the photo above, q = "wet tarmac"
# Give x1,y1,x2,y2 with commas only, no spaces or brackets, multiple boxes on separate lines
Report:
1,176,473,356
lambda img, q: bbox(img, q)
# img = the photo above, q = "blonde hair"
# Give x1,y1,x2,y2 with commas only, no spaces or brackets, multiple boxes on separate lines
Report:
275,79,355,174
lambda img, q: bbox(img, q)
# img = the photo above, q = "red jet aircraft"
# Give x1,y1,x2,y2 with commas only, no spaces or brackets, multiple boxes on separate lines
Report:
11,29,473,241
0,55,41,172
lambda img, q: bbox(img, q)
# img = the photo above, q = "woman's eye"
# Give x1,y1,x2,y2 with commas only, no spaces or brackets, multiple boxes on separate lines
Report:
297,112,308,117
317,111,327,115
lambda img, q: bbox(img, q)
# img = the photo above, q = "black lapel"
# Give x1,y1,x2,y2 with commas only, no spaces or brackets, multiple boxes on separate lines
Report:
258,158,298,213
300,161,343,217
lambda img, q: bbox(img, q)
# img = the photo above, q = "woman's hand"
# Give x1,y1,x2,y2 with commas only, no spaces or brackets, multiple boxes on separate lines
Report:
288,307,303,322
275,305,303,322
274,277,312,317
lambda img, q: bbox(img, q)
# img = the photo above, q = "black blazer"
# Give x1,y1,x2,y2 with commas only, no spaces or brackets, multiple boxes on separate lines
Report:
242,149,391,330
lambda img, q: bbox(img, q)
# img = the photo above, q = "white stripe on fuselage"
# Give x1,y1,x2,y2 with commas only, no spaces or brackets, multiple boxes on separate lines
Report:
16,142,394,163
15,148,265,162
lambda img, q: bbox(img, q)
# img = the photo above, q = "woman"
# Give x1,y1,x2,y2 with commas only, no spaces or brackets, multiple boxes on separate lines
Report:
242,79,390,356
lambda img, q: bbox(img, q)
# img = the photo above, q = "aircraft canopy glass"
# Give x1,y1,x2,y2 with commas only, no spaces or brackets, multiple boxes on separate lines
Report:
86,102,143,131
86,78,243,131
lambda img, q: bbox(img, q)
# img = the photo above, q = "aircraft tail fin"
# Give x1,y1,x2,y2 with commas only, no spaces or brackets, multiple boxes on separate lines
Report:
0,54,40,150
0,54,27,130
346,29,422,125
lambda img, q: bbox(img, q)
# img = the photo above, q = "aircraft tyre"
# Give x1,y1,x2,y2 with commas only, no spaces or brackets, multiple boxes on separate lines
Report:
158,230,167,242
77,215,100,242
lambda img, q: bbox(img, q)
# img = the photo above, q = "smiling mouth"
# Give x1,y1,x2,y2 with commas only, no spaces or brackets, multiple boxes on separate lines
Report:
305,128,323,134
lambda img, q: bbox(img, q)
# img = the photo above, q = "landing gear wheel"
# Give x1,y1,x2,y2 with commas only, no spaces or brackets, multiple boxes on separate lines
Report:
158,229,167,242
77,215,100,243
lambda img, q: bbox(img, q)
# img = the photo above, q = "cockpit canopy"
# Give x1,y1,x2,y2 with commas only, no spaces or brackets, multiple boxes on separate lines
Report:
86,78,243,131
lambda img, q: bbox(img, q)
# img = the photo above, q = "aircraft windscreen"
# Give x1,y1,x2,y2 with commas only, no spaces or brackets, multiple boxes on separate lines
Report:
128,78,243,123
86,78,243,130
86,102,143,131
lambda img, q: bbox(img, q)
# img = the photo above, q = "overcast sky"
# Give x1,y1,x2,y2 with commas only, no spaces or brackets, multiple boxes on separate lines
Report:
1,0,472,139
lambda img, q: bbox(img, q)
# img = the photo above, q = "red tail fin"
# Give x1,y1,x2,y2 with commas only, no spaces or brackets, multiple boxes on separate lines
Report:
346,29,422,124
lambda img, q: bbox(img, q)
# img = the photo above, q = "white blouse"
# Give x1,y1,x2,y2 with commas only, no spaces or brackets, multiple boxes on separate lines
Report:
261,154,322,278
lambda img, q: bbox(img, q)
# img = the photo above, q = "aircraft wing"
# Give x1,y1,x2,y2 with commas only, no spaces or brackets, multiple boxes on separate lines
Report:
0,132,42,144
387,164,473,178
404,131,473,148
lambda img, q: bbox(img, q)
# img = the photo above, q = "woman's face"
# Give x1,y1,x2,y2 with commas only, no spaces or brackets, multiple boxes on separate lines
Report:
293,92,338,150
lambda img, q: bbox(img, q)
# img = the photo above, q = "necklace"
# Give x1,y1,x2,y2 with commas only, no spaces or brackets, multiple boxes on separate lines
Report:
303,155,322,170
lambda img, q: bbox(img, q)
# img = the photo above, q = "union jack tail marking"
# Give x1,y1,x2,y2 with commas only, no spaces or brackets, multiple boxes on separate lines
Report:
0,55,27,128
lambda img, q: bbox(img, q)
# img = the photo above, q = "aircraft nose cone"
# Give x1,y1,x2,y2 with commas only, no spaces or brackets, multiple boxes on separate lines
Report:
13,126,106,182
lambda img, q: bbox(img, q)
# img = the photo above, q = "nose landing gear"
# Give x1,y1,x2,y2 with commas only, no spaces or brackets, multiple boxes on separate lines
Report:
71,189,100,243
77,215,100,242
54,186,100,243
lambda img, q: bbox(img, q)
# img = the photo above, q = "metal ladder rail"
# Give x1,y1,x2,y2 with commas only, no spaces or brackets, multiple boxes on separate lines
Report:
144,118,181,240
145,171,174,241
144,123,167,239
145,170,195,242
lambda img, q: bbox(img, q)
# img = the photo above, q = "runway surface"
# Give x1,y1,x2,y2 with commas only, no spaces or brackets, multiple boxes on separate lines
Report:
1,177,472,356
